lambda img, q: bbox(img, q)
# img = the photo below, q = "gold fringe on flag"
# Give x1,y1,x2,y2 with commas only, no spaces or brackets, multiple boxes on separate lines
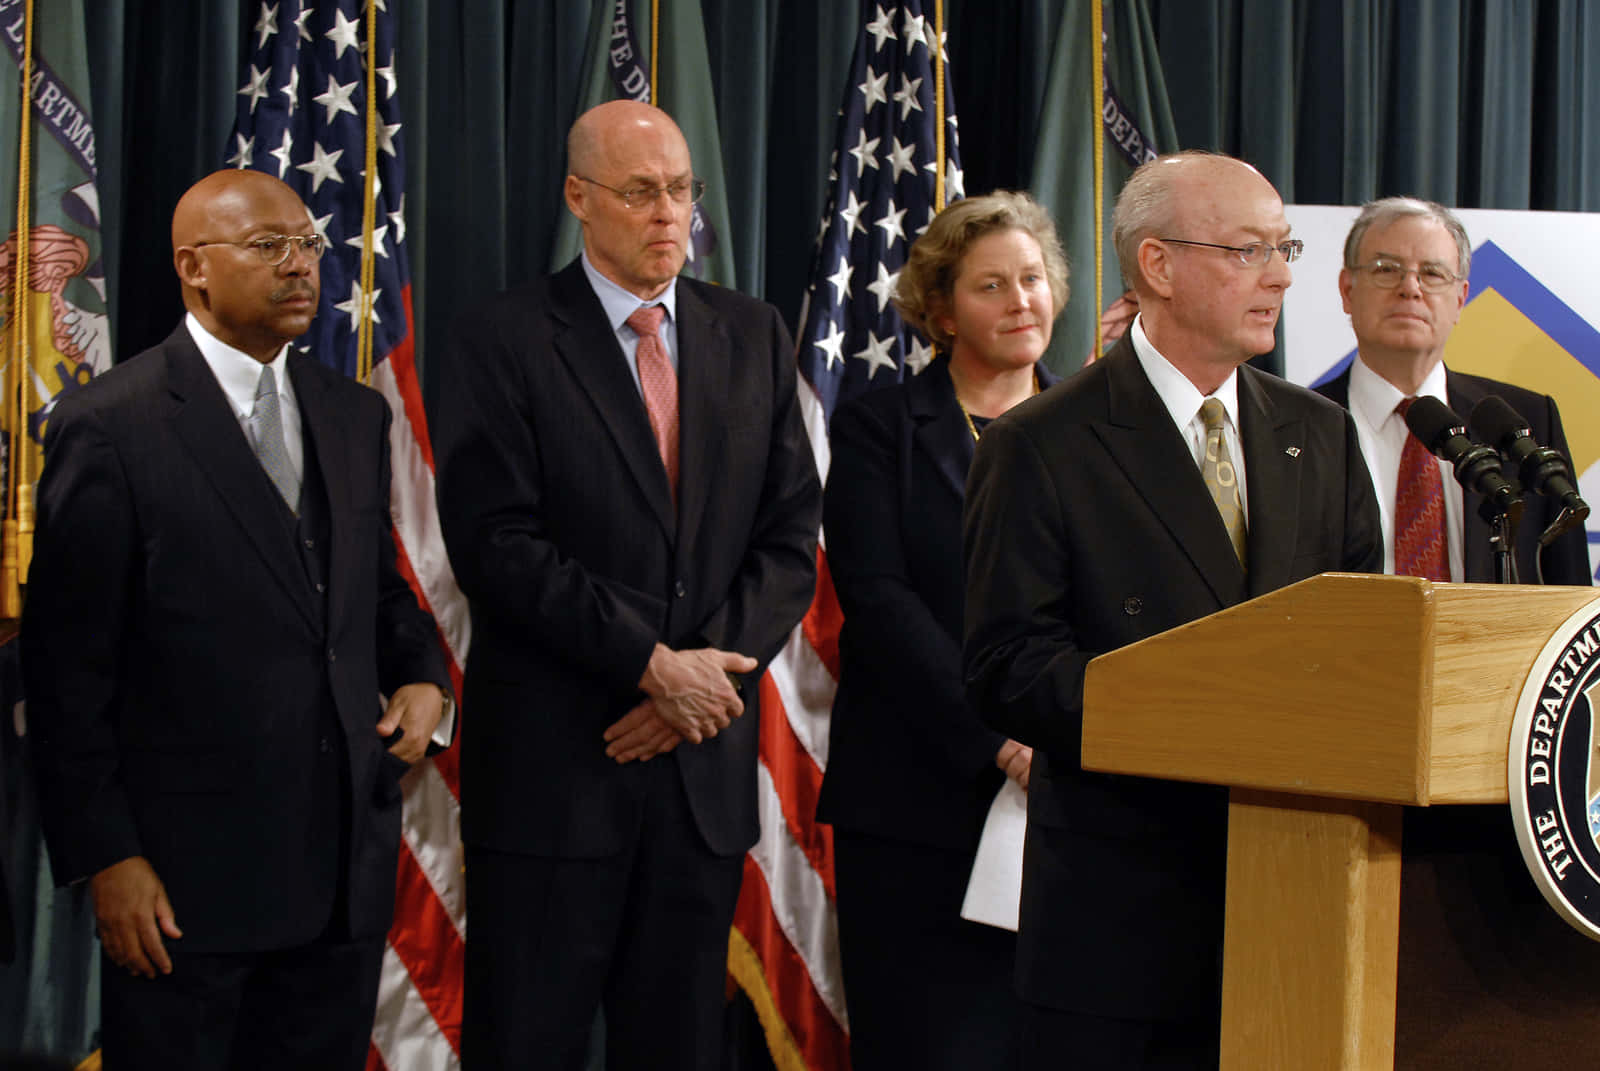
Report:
3,0,39,619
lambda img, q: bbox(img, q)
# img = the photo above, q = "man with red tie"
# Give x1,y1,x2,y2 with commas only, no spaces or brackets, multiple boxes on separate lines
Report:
1315,196,1590,586
1316,196,1597,1069
435,101,820,1070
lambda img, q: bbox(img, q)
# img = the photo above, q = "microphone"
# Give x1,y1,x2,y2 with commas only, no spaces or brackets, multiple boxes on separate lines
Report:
1469,395,1590,523
1402,396,1521,515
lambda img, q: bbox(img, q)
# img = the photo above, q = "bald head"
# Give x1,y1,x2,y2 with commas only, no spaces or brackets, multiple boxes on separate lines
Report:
566,100,688,180
1113,152,1277,292
172,169,320,362
171,169,311,255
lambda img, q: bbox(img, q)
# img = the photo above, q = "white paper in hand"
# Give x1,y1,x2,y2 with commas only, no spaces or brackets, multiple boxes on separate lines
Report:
959,778,1028,931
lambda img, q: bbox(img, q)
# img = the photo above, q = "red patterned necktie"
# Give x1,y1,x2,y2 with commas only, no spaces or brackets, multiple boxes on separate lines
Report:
1394,397,1448,581
627,305,678,498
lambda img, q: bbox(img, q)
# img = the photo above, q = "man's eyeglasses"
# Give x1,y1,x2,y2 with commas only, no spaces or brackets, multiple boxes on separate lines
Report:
193,234,327,266
1159,238,1304,268
1349,259,1461,293
578,176,707,211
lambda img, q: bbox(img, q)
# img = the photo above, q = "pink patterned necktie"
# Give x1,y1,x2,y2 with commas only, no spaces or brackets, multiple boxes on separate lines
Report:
627,305,678,498
1394,397,1448,581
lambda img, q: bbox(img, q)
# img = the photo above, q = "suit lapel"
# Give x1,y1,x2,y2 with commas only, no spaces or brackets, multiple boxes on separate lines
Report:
1238,367,1304,597
674,281,727,555
549,263,675,540
164,330,319,630
292,356,348,628
1092,341,1247,605
909,358,974,502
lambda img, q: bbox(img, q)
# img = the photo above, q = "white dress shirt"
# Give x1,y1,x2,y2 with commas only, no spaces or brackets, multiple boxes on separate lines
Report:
1129,315,1250,522
186,312,303,485
1344,355,1463,580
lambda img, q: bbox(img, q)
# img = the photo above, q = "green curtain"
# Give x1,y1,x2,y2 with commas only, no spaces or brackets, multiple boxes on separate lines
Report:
15,2,1600,1062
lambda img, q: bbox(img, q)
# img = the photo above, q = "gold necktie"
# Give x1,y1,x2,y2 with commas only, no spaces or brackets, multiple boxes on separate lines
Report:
1200,398,1247,568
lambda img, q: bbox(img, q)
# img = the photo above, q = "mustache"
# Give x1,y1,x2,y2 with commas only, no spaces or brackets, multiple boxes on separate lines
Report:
271,281,317,303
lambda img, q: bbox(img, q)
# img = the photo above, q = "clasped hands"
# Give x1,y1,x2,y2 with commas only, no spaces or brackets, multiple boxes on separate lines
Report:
603,643,756,764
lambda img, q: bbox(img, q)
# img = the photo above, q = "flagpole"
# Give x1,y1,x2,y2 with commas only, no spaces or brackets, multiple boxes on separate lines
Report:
649,0,659,106
1091,0,1104,358
3,0,38,619
933,0,946,211
355,0,380,385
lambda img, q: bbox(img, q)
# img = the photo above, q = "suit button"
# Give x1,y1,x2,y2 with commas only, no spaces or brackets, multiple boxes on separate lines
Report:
304,538,316,549
674,580,686,598
319,737,332,754
1123,596,1143,616
315,582,326,593
327,648,337,662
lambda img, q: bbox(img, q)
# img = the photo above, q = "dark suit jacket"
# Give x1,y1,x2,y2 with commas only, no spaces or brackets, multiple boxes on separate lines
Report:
964,336,1382,1020
1316,364,1592,586
435,260,820,860
818,355,1057,853
23,324,451,954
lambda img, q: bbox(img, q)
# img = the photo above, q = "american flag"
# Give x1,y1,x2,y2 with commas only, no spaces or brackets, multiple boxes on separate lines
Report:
226,3,471,1068
728,2,962,1066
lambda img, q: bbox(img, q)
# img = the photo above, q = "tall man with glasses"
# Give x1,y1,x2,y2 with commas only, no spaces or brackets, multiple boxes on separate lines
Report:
1316,197,1595,1069
24,168,454,1069
964,151,1381,1069
435,100,820,1069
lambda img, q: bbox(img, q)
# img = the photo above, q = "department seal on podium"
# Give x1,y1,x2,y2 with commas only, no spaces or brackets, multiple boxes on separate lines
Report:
1509,597,1600,940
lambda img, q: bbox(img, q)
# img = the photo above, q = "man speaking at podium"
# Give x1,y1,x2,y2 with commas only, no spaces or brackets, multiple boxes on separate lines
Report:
963,151,1382,1070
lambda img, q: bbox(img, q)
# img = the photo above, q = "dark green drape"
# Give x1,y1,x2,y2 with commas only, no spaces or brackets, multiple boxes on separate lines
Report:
11,1,1600,1065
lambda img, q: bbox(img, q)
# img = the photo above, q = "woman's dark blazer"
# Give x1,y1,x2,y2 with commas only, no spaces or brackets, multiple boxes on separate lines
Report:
817,354,1058,851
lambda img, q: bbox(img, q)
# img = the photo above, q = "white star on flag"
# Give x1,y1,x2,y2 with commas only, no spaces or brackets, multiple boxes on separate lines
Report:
854,331,898,378
237,64,271,113
848,129,881,174
866,262,899,314
332,278,381,331
859,67,889,113
254,3,279,49
345,224,390,260
813,323,847,370
875,204,907,246
895,73,924,120
267,130,294,178
325,7,362,58
866,6,896,51
901,11,927,53
826,255,854,305
838,191,867,239
296,141,345,193
904,334,935,374
280,64,300,115
227,132,255,169
886,137,917,182
313,75,359,124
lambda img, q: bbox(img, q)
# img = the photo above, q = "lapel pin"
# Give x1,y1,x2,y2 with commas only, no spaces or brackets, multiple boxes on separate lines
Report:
1285,446,1301,458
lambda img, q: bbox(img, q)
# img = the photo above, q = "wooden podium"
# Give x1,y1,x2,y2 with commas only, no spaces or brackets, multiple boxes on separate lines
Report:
1080,572,1600,1070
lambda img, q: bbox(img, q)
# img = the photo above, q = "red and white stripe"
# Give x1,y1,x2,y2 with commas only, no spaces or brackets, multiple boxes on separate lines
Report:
729,377,852,1069
364,292,471,1071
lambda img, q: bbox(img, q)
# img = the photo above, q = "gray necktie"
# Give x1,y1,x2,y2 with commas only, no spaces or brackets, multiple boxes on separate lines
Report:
252,365,300,512
1199,398,1247,568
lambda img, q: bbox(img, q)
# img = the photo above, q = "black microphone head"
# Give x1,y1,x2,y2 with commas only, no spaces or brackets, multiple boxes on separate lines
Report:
1469,395,1532,449
1402,395,1466,453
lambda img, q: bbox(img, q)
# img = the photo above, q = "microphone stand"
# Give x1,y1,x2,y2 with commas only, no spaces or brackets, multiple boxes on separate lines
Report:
1480,495,1523,584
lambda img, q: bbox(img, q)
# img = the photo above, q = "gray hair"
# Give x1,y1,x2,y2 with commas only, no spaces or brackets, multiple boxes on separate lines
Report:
1343,196,1471,276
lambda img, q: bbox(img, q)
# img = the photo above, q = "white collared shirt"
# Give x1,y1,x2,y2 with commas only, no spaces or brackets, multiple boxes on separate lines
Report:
580,251,680,397
1345,355,1463,580
186,312,303,486
1129,315,1249,522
